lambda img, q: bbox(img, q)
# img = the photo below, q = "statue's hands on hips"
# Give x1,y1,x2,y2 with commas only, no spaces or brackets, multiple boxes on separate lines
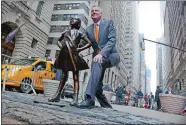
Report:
93,54,103,63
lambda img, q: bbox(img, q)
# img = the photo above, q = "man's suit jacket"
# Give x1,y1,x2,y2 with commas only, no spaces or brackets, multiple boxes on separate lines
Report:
86,19,120,66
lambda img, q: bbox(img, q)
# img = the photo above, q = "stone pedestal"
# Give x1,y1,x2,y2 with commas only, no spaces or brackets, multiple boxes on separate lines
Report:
160,94,186,115
43,79,59,98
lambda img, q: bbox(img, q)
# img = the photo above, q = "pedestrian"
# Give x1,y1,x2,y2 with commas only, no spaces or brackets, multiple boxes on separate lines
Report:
115,84,123,104
137,88,143,108
155,85,163,111
144,93,148,109
148,92,154,109
55,69,62,81
77,5,120,109
48,17,92,106
124,89,130,105
165,87,173,94
46,55,63,81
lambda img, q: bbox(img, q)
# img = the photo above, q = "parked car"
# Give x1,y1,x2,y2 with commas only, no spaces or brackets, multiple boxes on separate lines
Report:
1,57,56,93
61,84,74,99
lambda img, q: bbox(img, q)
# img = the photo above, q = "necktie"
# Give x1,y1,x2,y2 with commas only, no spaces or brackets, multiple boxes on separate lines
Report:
94,23,99,42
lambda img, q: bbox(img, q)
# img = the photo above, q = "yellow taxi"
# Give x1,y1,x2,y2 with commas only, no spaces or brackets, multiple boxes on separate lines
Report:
1,57,56,93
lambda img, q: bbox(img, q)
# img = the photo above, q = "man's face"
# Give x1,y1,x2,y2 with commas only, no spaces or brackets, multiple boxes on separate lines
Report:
91,7,102,21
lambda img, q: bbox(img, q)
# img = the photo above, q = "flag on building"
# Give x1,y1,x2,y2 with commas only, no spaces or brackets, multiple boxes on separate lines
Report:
5,23,25,44
5,27,20,43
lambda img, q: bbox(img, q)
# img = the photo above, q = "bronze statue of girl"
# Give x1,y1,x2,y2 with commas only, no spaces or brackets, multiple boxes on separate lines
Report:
48,17,92,106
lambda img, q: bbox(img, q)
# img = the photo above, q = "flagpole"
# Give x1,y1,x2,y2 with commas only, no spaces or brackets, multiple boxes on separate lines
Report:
143,38,186,53
18,22,26,28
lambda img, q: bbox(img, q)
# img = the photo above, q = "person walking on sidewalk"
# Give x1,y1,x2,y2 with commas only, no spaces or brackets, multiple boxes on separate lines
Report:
137,89,143,108
155,85,163,111
148,92,154,109
115,85,124,104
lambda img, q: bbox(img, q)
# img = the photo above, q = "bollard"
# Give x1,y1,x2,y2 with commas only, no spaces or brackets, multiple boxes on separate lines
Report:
2,63,8,92
31,66,37,96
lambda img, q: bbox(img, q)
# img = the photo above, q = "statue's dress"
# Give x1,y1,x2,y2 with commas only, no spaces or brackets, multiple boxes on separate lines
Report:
54,29,89,71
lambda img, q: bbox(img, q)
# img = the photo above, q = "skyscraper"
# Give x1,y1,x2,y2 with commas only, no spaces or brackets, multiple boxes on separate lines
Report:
100,1,140,90
161,1,186,91
156,38,163,90
145,67,151,94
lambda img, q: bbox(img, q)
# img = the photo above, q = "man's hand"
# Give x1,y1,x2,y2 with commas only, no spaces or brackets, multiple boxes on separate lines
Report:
76,48,81,53
93,54,103,63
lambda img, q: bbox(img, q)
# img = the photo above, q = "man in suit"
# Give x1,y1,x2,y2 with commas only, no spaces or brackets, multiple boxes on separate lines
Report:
77,6,120,108
155,86,163,110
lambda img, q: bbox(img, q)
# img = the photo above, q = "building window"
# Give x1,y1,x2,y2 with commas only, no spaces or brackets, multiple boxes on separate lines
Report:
36,1,44,17
47,37,59,45
54,4,61,10
45,49,51,57
47,37,53,44
54,3,80,10
50,26,56,32
50,25,71,33
63,14,77,21
53,38,58,44
72,3,80,9
51,14,60,21
56,26,61,32
31,38,38,49
51,14,87,24
55,50,60,58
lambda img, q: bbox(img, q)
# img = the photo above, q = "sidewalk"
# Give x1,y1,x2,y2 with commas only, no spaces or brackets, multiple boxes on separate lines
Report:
62,98,185,124
111,104,186,124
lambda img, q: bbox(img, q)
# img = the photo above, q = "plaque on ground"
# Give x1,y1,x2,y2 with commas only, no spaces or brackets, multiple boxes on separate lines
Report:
33,100,65,107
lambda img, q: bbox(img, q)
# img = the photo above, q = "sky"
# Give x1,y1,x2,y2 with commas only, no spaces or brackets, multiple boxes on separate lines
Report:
139,1,162,94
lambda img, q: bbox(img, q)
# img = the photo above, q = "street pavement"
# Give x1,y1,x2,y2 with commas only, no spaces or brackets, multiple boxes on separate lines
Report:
1,91,180,124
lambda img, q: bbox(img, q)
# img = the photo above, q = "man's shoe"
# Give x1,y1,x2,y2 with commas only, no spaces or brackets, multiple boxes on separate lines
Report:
77,98,95,109
96,94,112,109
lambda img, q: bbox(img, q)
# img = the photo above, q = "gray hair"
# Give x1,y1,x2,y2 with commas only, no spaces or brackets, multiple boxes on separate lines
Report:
91,5,102,13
